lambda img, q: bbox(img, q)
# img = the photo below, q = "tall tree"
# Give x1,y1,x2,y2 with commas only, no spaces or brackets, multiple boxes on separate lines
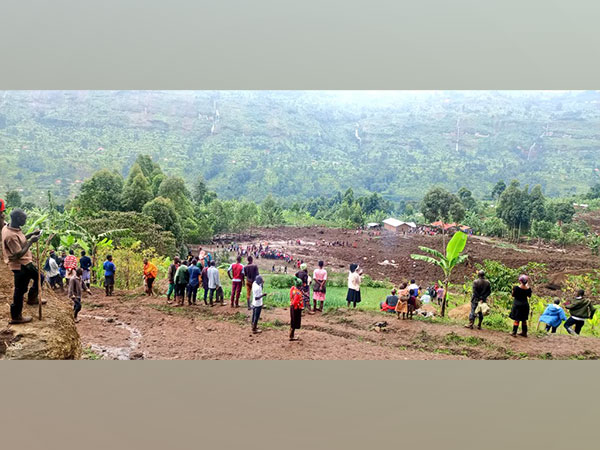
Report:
492,180,507,200
496,180,530,238
528,185,546,222
5,190,22,208
121,173,153,212
75,169,124,211
260,194,283,226
421,187,464,223
142,196,182,241
457,187,477,212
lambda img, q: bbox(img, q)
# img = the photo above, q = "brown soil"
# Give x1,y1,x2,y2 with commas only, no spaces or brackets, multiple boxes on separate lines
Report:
215,226,599,295
76,287,600,360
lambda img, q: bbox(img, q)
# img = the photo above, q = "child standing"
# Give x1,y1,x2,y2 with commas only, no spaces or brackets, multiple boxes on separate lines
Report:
69,268,83,322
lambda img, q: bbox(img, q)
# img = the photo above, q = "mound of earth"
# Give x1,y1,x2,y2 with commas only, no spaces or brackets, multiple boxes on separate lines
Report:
0,258,81,360
448,303,471,320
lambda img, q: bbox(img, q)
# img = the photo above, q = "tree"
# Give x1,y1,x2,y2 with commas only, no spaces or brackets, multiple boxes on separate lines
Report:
158,176,194,218
142,197,181,240
421,187,464,223
492,180,506,200
193,175,208,204
457,187,477,212
586,183,600,200
260,195,283,226
548,201,576,224
496,180,530,238
5,190,22,208
121,173,153,212
134,154,161,179
75,169,124,211
528,185,546,222
411,231,469,317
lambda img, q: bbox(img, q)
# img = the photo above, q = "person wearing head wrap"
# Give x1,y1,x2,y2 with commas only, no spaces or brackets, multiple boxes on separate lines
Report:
509,274,532,337
466,270,492,330
295,262,312,313
346,263,363,308
289,277,304,341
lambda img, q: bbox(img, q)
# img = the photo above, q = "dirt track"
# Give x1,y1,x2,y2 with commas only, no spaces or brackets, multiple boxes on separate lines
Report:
76,287,600,360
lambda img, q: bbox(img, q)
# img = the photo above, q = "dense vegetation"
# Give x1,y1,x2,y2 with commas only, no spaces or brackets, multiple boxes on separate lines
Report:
2,90,600,208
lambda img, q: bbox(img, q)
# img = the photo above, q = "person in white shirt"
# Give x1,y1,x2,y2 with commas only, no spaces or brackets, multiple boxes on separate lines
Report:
45,252,63,290
207,261,221,307
251,276,268,333
346,263,363,308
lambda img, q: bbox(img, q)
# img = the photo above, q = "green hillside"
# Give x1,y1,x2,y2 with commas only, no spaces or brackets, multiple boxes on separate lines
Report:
1,90,599,206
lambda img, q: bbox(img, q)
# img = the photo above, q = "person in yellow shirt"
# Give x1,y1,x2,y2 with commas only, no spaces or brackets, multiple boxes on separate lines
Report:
143,258,158,296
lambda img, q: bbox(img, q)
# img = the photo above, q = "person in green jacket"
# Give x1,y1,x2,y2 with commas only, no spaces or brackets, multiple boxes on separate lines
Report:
564,289,596,335
174,260,190,306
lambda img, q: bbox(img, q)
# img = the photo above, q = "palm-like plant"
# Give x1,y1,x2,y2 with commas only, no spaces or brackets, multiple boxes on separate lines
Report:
411,231,469,317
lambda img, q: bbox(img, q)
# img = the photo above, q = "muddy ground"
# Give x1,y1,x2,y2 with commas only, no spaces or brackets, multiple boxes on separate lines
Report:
76,287,600,360
214,226,599,297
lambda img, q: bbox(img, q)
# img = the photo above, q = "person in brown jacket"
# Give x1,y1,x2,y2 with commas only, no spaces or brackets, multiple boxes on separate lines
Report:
68,268,83,322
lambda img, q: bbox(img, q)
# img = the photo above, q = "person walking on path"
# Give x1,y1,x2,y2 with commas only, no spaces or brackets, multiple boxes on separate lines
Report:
312,260,327,312
509,274,532,337
251,275,268,334
465,270,491,330
45,250,63,291
227,255,245,308
174,260,190,306
79,250,92,294
68,268,83,322
564,289,596,335
346,263,363,308
166,257,180,303
103,254,116,296
186,259,201,305
539,298,567,333
143,258,158,296
1,208,43,324
289,278,303,341
243,255,259,310
207,260,221,307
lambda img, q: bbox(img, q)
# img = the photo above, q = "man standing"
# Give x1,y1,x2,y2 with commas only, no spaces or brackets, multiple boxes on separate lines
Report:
243,255,259,310
251,275,268,333
68,268,83,322
103,254,116,296
207,261,221,307
45,251,63,291
166,257,180,303
186,259,201,305
143,258,158,296
466,270,491,330
1,209,43,324
227,255,245,308
174,260,190,306
564,289,595,335
79,250,92,293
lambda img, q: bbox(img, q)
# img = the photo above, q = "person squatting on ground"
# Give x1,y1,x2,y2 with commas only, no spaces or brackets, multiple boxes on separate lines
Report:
251,275,268,334
380,288,399,313
243,255,259,310
103,254,116,296
509,274,532,337
1,209,44,324
227,255,245,308
68,268,83,322
79,250,92,294
346,263,363,309
166,257,180,303
465,270,491,330
289,277,303,341
539,298,567,333
207,260,221,307
564,289,596,335
143,258,158,297
174,260,190,306
186,259,201,305
312,260,327,312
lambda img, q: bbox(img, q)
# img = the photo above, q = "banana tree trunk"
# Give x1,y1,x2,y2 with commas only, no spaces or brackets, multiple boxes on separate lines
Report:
441,279,449,317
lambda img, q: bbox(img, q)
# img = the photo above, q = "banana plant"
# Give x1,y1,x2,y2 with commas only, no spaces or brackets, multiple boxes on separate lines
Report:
411,231,469,317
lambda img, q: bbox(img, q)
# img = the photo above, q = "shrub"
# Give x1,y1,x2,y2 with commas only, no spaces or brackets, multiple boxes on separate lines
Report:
268,274,296,289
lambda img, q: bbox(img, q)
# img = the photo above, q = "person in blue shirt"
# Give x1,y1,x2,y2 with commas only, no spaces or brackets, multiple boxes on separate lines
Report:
539,298,567,333
103,254,116,296
79,250,93,293
186,259,201,305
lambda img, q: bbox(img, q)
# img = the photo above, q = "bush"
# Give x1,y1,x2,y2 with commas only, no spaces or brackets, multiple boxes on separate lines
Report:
268,274,296,289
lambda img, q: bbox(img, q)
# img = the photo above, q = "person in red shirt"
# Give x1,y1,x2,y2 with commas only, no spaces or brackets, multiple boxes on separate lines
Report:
63,250,78,282
289,278,304,341
227,255,245,308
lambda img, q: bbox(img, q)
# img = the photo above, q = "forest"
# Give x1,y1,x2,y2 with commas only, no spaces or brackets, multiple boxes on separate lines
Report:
2,90,600,208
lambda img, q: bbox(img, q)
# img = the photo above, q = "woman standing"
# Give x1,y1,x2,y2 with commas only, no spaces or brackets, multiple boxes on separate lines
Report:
509,274,532,337
289,278,303,341
295,263,312,313
312,260,327,312
346,263,363,308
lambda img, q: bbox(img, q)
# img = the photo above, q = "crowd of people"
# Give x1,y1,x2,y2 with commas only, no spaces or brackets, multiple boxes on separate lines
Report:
1,206,597,342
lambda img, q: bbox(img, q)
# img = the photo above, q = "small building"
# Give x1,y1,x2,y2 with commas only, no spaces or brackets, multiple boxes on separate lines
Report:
366,222,381,229
383,218,416,233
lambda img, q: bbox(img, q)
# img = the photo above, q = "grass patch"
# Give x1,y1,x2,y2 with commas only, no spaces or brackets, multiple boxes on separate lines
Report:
82,346,102,360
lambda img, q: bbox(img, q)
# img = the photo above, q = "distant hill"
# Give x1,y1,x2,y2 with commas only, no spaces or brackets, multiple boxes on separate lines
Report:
1,90,599,206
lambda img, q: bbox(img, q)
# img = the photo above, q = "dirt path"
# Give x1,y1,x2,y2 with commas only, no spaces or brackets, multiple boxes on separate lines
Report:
76,288,600,360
